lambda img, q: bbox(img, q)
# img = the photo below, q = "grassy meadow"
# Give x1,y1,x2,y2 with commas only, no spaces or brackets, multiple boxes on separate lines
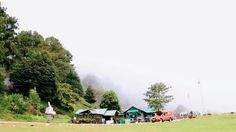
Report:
0,114,236,132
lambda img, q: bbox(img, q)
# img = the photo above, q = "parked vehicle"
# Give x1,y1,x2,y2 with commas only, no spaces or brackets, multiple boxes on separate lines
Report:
151,110,174,122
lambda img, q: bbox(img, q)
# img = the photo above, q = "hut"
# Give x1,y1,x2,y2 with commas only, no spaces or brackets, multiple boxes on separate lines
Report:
74,108,119,124
124,106,155,123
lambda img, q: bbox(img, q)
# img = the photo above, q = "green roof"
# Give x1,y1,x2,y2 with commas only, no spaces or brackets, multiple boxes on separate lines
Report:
124,106,155,114
127,109,139,113
139,108,155,113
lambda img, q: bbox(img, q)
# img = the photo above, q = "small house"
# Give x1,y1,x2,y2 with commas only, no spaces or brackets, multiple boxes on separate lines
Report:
74,108,119,124
124,106,155,123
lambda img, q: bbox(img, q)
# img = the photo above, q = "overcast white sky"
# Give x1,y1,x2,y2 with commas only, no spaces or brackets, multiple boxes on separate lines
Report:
2,0,236,113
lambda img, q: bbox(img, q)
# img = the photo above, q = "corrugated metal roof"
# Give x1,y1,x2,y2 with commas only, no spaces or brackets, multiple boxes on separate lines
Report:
90,108,107,115
124,106,155,114
127,109,139,113
75,108,119,116
75,109,89,114
139,108,155,113
104,110,118,116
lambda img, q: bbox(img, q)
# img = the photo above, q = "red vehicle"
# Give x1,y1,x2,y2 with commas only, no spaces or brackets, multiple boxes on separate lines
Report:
151,110,174,122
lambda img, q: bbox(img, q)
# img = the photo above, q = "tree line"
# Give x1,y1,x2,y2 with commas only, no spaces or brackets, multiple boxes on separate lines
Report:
0,4,121,115
0,3,173,116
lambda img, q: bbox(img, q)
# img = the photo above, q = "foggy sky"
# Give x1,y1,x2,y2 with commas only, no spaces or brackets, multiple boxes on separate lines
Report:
2,0,236,113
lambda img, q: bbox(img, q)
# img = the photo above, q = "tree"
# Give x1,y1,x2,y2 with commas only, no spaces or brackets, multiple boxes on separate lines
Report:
144,82,173,110
56,83,80,111
63,71,83,96
10,52,57,101
40,37,84,96
99,91,121,111
42,37,73,82
84,86,96,104
0,4,18,70
29,87,41,115
0,66,6,93
15,31,43,57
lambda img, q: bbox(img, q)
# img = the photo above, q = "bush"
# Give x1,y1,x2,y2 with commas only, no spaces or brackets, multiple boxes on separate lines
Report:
56,83,80,111
75,118,96,124
0,94,29,114
0,66,6,93
29,88,42,115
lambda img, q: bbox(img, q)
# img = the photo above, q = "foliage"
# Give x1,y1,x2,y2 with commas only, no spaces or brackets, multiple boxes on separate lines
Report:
84,86,96,104
63,71,83,96
0,4,88,115
81,75,105,106
56,83,80,111
0,94,29,114
75,118,96,124
0,4,18,70
144,82,173,110
41,37,72,81
10,52,57,101
41,37,84,96
0,111,48,122
0,66,6,93
29,88,42,115
15,31,43,57
99,90,121,111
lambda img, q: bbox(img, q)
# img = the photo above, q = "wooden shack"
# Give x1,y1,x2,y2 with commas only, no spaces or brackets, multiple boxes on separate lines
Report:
74,108,119,124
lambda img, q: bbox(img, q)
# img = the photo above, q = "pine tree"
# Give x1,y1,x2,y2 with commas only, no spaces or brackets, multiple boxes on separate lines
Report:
144,82,173,111
84,86,96,104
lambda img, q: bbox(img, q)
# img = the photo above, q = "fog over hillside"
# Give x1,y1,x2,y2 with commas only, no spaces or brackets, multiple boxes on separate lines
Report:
80,73,131,109
3,0,236,113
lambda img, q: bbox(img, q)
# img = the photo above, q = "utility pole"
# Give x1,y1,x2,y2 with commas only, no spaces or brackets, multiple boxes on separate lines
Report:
198,80,206,115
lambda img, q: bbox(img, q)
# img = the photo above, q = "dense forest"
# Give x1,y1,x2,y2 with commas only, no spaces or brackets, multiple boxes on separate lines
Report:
0,4,122,118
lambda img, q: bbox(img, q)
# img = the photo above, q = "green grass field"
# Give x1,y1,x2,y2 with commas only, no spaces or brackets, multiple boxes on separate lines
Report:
0,114,236,132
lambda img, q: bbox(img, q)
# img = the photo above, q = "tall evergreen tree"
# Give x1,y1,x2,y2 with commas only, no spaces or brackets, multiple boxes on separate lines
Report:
144,82,173,110
84,86,96,104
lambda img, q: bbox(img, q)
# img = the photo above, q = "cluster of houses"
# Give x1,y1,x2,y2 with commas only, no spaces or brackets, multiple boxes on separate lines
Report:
73,106,158,124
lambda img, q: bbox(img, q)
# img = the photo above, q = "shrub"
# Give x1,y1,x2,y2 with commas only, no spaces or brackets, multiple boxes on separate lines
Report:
0,66,6,93
29,88,42,115
56,83,80,111
75,118,96,124
0,94,29,114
